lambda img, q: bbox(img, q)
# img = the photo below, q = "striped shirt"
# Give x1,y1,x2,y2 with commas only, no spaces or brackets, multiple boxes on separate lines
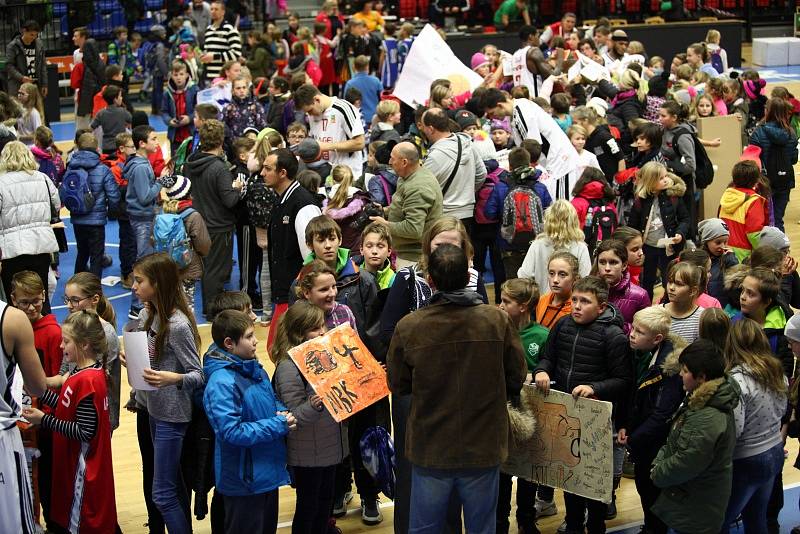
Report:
40,365,100,442
662,304,704,344
202,21,242,79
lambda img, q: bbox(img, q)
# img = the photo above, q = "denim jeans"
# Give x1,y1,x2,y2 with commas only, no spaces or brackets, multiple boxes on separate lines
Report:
772,189,790,232
130,216,155,308
73,224,106,278
131,216,155,260
149,417,191,534
721,443,784,534
410,464,499,534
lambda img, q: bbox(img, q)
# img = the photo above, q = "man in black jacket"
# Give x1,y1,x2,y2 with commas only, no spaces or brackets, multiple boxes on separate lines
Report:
184,119,241,317
73,26,106,130
261,148,321,346
5,20,48,102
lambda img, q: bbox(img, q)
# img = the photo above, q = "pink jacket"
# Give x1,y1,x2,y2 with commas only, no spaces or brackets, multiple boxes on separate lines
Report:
609,270,651,334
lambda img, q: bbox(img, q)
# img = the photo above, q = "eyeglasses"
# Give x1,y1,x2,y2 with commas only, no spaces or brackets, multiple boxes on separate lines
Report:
63,295,91,306
16,298,43,308
124,145,136,150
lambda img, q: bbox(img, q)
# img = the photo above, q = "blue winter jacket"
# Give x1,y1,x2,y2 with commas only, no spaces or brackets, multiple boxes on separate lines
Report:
203,345,291,497
485,169,552,251
124,155,162,219
161,79,199,143
66,150,121,226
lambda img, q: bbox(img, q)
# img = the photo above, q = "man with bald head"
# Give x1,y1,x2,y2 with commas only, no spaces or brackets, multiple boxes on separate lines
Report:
371,142,443,266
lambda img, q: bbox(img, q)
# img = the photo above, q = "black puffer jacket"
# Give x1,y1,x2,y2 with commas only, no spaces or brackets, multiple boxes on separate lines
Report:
535,304,632,402
627,174,690,244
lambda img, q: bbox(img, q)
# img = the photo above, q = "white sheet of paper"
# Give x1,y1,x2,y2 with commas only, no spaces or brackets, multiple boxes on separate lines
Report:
567,60,582,82
581,59,607,82
123,331,157,391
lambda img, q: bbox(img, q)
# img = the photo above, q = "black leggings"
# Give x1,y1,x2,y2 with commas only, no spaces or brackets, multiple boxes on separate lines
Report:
293,465,337,534
641,244,673,300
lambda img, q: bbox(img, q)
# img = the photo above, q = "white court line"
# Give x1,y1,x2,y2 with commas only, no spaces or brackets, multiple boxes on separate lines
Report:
66,242,119,248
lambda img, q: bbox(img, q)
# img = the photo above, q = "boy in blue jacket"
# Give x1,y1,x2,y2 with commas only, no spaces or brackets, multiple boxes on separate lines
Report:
618,306,686,534
203,309,296,532
125,124,164,318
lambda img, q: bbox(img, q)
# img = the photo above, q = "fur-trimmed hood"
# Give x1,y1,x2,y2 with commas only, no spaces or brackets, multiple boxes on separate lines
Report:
660,333,687,376
687,376,739,411
664,172,687,198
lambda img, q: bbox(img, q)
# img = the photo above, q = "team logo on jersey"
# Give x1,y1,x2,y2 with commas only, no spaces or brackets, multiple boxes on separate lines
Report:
528,342,540,356
282,215,290,225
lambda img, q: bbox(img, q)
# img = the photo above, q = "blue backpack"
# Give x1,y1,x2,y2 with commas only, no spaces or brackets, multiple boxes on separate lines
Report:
59,167,95,215
153,208,196,269
360,426,395,499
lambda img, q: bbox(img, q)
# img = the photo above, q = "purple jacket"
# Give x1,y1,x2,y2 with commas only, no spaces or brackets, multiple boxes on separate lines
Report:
609,270,651,334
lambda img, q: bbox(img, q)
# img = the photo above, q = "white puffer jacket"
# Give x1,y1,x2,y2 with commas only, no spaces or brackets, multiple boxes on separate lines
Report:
0,170,60,259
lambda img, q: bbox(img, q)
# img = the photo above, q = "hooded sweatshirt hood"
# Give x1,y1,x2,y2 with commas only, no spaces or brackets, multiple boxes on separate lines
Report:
30,145,53,161
68,149,102,170
687,375,740,412
203,343,265,382
123,154,151,176
580,180,607,200
719,187,760,224
594,303,625,330
184,151,225,175
33,313,60,332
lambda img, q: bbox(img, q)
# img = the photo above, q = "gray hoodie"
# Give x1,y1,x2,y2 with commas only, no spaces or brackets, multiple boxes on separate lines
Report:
729,364,787,460
423,132,487,220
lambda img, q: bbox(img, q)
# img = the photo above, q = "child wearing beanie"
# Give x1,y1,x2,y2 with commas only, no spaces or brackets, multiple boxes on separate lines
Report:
698,218,739,308
159,174,211,311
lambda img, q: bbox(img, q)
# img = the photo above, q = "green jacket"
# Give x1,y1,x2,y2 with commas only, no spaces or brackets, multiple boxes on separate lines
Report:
519,321,549,371
651,375,740,534
386,166,443,260
360,259,396,290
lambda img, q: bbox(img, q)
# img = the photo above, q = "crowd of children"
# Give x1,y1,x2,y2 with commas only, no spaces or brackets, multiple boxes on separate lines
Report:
4,3,800,534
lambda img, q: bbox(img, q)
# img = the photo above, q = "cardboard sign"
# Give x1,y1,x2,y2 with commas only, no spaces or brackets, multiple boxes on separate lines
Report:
288,324,389,422
503,385,614,503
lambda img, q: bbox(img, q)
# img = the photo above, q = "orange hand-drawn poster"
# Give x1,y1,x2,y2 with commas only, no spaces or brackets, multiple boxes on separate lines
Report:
288,324,390,422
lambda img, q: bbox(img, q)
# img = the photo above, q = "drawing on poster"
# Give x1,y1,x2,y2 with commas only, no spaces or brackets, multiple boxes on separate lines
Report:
504,385,613,503
288,324,389,422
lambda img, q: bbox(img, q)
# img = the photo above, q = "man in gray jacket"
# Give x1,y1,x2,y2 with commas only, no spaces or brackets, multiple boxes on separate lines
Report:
421,108,486,228
5,20,48,101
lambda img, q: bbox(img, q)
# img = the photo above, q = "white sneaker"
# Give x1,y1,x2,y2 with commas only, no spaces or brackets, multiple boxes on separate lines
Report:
557,520,568,533
535,498,557,517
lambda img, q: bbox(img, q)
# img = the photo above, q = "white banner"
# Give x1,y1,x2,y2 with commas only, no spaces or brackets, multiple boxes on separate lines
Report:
393,24,484,108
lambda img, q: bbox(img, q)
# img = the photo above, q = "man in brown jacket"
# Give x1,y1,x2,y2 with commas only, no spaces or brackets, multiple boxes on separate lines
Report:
386,244,527,533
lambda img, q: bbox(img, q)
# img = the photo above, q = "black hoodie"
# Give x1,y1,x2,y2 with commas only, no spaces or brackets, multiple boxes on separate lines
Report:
183,151,240,232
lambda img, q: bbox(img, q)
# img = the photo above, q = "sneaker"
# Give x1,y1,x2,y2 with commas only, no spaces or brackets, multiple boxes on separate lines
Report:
606,495,617,520
259,313,273,326
536,497,558,517
102,254,113,268
128,306,142,320
557,520,568,533
332,491,352,517
535,498,557,517
361,498,383,525
121,274,133,289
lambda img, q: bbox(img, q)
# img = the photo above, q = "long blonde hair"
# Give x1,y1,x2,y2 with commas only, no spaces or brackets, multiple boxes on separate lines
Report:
270,300,325,364
538,199,584,249
19,82,44,119
326,165,354,210
725,318,787,394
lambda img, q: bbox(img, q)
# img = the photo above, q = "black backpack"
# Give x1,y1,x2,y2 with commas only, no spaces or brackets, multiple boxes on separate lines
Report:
673,128,715,189
583,199,617,256
765,145,795,191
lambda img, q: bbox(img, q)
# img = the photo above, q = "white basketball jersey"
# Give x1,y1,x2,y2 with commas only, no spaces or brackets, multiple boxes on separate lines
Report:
511,46,542,98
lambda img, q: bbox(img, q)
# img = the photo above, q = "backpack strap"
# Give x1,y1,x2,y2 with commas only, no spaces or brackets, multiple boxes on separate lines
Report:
441,135,462,196
179,207,195,220
379,175,392,205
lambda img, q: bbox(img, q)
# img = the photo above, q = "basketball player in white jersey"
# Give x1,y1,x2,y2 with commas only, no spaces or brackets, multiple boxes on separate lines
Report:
0,302,47,534
511,26,554,100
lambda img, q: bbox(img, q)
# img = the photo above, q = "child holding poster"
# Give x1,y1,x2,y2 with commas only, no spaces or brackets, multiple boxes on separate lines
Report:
272,300,348,534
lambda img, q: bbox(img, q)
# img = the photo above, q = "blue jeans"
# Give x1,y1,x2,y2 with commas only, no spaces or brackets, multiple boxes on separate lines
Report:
772,189,791,232
410,464,499,534
131,216,155,260
130,216,155,308
721,443,784,534
149,417,191,534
